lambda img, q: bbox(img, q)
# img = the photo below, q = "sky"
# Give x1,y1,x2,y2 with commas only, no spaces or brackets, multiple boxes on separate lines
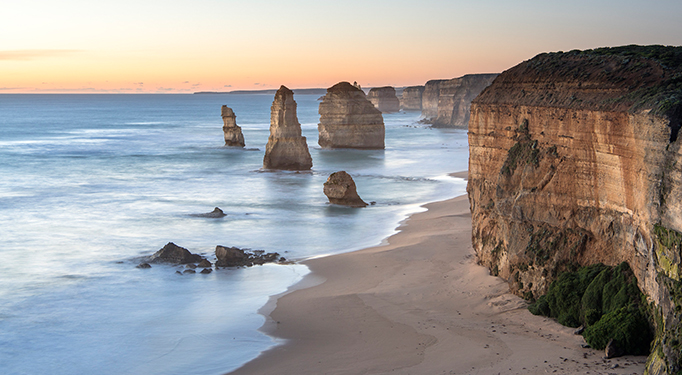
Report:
1,0,681,93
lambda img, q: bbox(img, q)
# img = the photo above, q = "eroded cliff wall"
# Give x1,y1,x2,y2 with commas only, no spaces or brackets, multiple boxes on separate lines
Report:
467,46,682,374
433,74,498,128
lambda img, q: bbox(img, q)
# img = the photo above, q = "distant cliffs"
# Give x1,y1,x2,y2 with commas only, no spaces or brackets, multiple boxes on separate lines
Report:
318,82,385,149
467,46,682,374
263,86,312,170
366,86,400,113
419,74,497,128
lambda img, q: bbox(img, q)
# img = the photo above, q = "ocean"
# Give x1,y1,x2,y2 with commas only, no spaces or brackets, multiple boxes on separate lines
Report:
0,93,468,374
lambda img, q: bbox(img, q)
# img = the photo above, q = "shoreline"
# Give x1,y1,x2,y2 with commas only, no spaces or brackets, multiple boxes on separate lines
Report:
228,193,647,374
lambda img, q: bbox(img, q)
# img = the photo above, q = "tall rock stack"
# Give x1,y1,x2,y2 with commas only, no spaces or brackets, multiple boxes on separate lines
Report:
318,82,385,149
400,86,425,111
221,106,245,147
262,86,313,170
366,86,400,113
432,74,498,128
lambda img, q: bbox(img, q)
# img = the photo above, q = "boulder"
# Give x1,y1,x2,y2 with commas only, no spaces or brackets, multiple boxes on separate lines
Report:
200,268,212,274
136,262,151,269
323,171,368,207
191,207,227,218
263,86,313,170
605,339,623,359
198,259,212,268
367,86,400,113
146,242,203,265
318,82,385,149
222,106,245,147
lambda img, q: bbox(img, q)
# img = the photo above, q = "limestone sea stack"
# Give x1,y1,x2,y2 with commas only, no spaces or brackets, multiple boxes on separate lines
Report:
467,45,682,372
400,86,425,111
263,86,313,170
221,106,245,147
366,86,400,113
323,171,367,207
318,82,385,149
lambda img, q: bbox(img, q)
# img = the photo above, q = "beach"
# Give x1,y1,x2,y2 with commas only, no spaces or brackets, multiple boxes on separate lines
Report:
230,191,647,374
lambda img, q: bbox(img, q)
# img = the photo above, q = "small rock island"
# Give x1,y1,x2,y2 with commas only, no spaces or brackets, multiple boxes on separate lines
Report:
263,86,313,170
323,171,368,207
221,106,245,147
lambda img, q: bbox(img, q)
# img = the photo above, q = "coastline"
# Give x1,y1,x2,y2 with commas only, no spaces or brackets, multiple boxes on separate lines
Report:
228,192,647,374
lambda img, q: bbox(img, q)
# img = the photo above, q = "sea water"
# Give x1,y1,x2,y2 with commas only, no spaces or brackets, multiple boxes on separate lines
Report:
0,93,468,374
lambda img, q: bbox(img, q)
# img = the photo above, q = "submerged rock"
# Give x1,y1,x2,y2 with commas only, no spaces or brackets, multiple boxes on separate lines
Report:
136,262,151,269
198,259,212,268
146,242,203,265
367,86,400,113
263,86,313,170
318,82,385,149
222,106,245,147
323,171,368,208
191,207,227,218
215,245,284,267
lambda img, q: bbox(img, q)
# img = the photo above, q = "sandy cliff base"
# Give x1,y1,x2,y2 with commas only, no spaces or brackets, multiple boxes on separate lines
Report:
229,195,646,374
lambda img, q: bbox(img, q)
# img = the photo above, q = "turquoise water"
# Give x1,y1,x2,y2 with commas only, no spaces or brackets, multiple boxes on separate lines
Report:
0,93,468,374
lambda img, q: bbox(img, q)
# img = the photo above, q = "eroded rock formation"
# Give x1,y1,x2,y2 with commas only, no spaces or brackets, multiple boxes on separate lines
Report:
221,106,245,147
263,86,313,170
432,74,498,128
318,82,385,149
367,86,400,113
467,46,682,374
400,86,424,111
323,171,367,207
421,79,446,119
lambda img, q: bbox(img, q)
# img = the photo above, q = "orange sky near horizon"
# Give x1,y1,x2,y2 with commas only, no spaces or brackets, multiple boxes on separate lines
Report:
2,0,682,93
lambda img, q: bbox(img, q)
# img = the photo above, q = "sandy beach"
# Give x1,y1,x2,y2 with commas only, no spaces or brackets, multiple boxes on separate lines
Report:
229,191,647,374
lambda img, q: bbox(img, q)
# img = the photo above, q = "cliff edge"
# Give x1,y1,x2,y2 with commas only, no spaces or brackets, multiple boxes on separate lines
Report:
467,45,682,374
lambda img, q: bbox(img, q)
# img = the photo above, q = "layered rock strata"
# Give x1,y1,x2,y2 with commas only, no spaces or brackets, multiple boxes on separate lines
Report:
263,86,313,170
323,171,368,207
221,106,245,147
318,82,385,149
400,86,425,111
366,86,400,113
467,46,682,374
421,79,446,119
432,74,498,128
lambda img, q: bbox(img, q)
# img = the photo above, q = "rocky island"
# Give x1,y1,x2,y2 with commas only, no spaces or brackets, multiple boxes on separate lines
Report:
221,106,245,147
263,86,313,170
366,86,400,113
318,82,385,149
467,45,682,373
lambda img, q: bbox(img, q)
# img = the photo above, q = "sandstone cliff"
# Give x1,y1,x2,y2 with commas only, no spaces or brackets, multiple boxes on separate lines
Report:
263,86,313,170
432,74,498,128
467,45,682,374
421,79,446,119
221,106,245,147
400,85,424,111
318,82,385,149
366,86,400,113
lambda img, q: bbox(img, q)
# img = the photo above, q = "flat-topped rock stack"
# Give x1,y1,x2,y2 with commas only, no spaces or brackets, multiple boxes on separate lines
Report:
221,106,245,147
366,86,400,113
263,86,313,170
400,86,425,111
318,82,385,149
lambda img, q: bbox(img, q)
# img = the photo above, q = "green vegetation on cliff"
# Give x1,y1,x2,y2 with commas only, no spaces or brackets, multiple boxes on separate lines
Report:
529,262,653,355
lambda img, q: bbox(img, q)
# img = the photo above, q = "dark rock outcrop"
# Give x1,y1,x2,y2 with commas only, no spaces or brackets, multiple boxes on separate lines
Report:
146,242,203,264
318,82,385,149
136,262,151,269
191,207,226,218
367,86,400,113
215,246,284,267
222,106,245,147
323,171,367,207
263,86,313,170
400,86,425,111
467,45,682,374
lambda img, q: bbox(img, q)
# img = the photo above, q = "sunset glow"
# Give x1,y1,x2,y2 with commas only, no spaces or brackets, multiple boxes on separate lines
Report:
2,0,682,93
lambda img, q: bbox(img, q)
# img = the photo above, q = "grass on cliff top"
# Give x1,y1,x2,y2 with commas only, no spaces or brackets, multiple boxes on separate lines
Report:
529,262,653,355
574,45,682,70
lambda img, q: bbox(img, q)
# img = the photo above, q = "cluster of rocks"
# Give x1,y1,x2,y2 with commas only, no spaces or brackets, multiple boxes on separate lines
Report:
135,242,286,272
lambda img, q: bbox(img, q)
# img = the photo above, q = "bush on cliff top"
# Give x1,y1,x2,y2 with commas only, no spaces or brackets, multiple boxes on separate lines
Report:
529,262,652,354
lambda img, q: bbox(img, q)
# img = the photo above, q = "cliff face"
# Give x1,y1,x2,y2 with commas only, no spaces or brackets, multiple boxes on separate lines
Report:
318,82,385,149
221,106,245,147
400,86,424,111
263,86,313,170
421,79,445,119
467,46,682,374
367,86,400,113
432,74,498,128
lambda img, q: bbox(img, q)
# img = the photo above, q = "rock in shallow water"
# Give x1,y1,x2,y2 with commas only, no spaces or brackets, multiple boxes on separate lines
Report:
146,242,203,265
323,171,367,208
215,245,283,267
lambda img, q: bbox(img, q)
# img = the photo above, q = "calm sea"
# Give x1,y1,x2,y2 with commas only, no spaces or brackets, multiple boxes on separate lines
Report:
0,93,468,374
